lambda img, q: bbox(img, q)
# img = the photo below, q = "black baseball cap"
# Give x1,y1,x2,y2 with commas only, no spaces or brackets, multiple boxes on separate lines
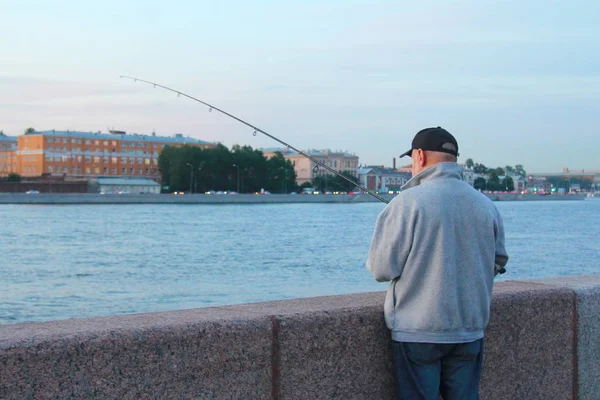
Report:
399,127,459,158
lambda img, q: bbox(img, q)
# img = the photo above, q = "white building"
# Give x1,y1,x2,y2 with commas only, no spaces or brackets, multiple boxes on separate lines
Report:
358,166,412,193
91,178,161,194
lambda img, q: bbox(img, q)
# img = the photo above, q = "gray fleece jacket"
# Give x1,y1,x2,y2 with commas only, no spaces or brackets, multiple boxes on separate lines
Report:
366,162,508,343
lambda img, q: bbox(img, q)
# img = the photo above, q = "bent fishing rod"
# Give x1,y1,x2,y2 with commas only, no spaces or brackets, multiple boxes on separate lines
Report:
120,75,389,204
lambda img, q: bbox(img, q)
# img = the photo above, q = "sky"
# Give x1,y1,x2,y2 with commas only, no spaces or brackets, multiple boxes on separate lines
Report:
1,0,598,173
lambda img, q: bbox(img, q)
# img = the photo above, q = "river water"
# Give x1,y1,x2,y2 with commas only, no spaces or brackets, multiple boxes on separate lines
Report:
1,199,599,324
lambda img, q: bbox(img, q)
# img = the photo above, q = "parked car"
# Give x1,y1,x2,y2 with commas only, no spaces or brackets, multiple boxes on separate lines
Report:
25,190,40,194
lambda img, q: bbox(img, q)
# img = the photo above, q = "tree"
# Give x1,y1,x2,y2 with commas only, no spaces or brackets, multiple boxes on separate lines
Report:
505,165,515,175
7,173,21,182
0,130,5,136
489,167,505,177
330,171,359,192
465,158,474,169
474,177,486,191
515,164,526,178
24,127,35,135
502,176,515,192
487,172,501,191
473,163,488,174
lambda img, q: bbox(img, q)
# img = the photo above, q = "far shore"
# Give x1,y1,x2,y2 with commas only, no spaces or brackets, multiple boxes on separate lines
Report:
0,192,587,205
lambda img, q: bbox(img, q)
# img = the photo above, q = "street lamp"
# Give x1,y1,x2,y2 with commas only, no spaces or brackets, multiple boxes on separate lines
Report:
186,163,194,194
232,164,240,193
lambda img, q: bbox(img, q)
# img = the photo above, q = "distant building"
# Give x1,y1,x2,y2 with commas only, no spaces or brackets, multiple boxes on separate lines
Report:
358,166,411,193
262,148,359,185
11,130,214,181
91,178,161,194
0,135,18,177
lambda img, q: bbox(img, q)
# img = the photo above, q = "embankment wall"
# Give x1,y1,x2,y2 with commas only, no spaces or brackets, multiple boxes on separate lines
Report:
0,192,586,204
1,275,598,399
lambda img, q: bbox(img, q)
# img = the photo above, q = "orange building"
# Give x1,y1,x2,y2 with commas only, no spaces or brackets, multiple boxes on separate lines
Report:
13,130,214,180
0,135,18,177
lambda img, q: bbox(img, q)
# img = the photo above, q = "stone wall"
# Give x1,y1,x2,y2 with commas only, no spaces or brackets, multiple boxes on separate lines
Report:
1,275,598,399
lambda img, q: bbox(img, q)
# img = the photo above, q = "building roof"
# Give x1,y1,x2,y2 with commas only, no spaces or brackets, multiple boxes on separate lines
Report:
28,130,214,146
359,166,411,176
0,135,18,142
95,178,160,186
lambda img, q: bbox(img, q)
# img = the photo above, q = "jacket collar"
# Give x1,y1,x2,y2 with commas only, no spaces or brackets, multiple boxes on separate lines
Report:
401,162,463,191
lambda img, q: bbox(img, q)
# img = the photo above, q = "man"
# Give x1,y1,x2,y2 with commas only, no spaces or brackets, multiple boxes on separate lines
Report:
366,127,508,400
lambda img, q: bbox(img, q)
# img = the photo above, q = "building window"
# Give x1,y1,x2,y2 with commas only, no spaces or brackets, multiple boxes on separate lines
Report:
85,167,91,174
94,167,100,174
63,167,68,173
122,168,126,173
121,157,127,164
103,168,108,173
94,157,100,163
145,168,149,174
144,159,150,165
103,157,109,163
85,156,91,162
48,166,54,173
129,158,135,164
111,157,117,163
112,168,117,174
129,168,134,174
48,138,54,143
137,169,142,174
137,158,143,164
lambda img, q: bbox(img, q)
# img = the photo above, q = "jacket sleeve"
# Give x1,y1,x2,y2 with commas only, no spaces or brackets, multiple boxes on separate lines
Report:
366,200,414,282
494,208,509,268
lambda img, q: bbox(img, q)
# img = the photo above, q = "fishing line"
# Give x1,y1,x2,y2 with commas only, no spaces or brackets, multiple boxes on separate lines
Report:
120,75,389,204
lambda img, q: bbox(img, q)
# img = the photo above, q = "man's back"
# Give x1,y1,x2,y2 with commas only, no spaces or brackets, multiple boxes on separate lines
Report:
367,162,507,343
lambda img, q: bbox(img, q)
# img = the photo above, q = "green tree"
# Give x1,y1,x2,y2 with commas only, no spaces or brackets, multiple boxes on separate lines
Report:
7,173,21,182
487,172,501,191
505,165,515,175
515,164,526,178
474,177,486,191
465,158,474,169
473,163,488,174
489,167,505,176
330,171,359,192
502,176,515,191
311,174,331,192
24,127,35,135
0,130,5,136
265,152,296,193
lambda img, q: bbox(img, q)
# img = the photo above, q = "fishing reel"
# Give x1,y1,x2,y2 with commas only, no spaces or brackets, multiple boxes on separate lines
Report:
494,264,506,275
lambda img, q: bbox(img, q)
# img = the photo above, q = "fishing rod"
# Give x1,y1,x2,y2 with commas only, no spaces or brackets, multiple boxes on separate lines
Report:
120,76,389,204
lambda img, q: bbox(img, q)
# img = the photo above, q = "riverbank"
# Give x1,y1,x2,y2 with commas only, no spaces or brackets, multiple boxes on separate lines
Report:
0,192,586,204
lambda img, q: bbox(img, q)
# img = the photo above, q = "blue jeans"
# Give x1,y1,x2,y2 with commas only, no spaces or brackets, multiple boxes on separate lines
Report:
392,338,484,400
